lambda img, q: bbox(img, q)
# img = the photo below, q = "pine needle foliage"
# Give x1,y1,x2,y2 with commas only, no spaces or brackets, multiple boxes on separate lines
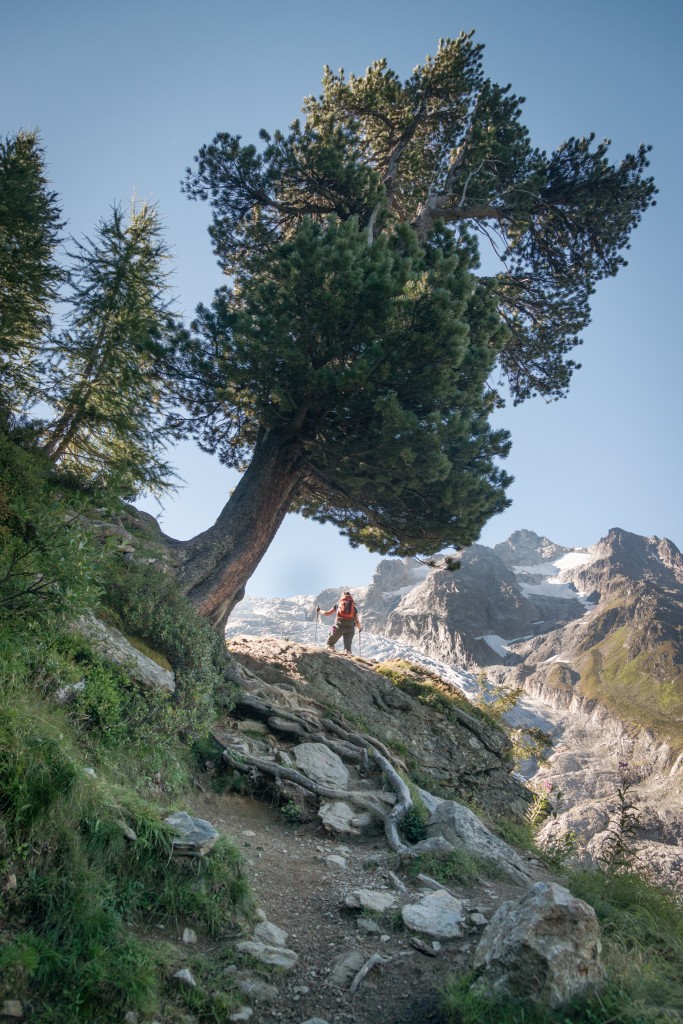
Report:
41,201,179,497
184,33,656,403
0,130,63,408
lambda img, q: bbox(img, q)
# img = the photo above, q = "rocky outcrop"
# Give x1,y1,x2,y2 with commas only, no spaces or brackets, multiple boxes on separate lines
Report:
164,811,219,856
472,882,605,1008
77,613,175,692
426,801,534,885
226,636,530,819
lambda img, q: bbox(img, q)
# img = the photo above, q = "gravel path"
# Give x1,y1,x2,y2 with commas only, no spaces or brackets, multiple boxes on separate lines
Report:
189,789,525,1024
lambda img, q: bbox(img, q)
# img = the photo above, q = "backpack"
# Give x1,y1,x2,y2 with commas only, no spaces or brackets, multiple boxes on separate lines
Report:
337,595,356,619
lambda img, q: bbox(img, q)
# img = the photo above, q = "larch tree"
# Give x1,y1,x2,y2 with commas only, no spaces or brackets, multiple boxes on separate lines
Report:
42,202,179,497
0,130,63,411
171,34,656,628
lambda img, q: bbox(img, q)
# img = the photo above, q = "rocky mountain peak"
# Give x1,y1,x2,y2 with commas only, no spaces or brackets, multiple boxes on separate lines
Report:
576,527,683,594
493,529,573,567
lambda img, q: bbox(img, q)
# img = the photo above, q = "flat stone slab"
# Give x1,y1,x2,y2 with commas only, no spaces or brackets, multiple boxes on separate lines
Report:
78,613,175,692
344,888,398,913
328,949,367,989
164,812,218,856
292,742,350,789
402,889,465,939
236,941,298,970
253,920,288,947
427,800,533,885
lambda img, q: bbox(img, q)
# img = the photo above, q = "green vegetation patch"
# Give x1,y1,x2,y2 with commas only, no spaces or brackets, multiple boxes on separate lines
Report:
407,848,502,887
0,664,251,1023
577,625,683,750
376,659,500,731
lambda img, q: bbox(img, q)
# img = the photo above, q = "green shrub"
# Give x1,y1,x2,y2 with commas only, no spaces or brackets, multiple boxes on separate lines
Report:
0,429,103,626
399,796,430,844
101,558,239,737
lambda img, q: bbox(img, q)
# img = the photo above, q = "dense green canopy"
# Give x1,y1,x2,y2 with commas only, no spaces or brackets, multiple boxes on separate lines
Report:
184,33,656,403
177,216,511,555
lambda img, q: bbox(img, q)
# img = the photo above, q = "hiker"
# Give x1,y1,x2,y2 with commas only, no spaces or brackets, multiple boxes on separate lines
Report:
317,591,362,654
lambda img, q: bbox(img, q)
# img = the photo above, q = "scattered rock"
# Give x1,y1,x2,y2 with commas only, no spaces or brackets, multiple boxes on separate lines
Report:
164,811,219,856
427,801,534,885
54,680,86,704
173,968,197,987
318,801,374,835
472,881,605,1007
357,916,381,935
344,888,397,913
236,941,298,970
253,920,288,947
124,1013,139,1024
401,889,465,939
235,975,279,1002
328,949,367,989
292,743,350,789
229,1009,253,1022
470,912,489,927
325,854,347,869
1,1003,23,1019
182,927,197,944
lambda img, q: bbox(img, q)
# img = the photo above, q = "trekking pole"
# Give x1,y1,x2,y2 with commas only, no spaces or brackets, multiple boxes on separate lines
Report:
315,607,319,644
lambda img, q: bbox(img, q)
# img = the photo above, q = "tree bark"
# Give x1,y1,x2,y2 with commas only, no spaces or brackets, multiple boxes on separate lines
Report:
173,428,305,629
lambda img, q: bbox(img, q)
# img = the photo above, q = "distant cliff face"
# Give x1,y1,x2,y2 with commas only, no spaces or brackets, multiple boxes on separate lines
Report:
380,534,592,668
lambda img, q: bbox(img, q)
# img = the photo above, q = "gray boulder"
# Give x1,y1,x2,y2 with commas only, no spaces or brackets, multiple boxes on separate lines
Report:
236,941,298,970
291,743,350,789
164,812,218,856
77,613,175,692
318,800,374,835
344,889,398,913
472,881,605,1008
427,801,534,885
401,890,465,939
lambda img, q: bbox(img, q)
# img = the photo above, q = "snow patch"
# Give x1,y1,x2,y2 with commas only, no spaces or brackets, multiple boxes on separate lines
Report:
477,634,510,658
385,585,417,599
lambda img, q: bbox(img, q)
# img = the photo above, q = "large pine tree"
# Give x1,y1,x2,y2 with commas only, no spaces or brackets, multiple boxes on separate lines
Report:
172,34,656,627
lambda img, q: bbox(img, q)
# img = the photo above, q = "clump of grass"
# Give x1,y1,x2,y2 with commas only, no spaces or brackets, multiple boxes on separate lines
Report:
399,798,430,844
406,848,501,887
376,660,500,730
0,637,251,1022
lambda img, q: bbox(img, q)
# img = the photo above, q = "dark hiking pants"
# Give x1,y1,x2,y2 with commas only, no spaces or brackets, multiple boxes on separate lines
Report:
327,619,355,652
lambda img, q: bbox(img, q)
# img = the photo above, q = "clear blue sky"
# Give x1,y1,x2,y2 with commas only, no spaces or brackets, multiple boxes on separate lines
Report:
3,0,681,595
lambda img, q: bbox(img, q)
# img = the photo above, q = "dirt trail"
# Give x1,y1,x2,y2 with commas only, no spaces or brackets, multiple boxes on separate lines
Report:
189,787,527,1024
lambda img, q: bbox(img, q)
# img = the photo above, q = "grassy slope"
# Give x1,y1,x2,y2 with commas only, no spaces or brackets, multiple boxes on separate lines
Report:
0,432,253,1022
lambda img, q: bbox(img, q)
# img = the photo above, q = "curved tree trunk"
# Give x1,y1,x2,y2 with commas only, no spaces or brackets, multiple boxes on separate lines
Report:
173,428,304,630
